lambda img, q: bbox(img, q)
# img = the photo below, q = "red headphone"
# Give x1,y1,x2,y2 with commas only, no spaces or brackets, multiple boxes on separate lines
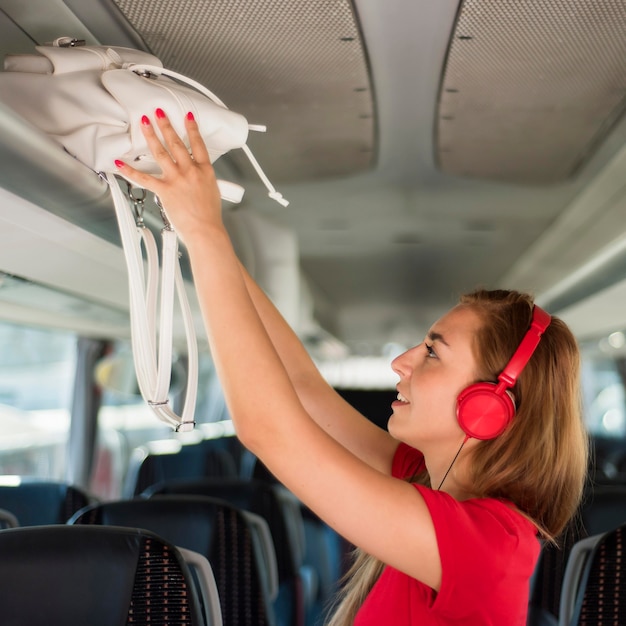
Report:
456,305,552,440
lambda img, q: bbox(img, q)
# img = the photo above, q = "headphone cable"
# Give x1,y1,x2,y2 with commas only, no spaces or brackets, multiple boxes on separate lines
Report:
437,435,470,491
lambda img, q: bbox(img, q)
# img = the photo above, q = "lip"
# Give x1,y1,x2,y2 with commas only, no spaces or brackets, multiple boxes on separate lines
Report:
392,388,410,407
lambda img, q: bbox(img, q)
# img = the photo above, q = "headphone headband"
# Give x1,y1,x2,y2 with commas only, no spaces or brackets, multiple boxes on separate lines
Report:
497,305,551,390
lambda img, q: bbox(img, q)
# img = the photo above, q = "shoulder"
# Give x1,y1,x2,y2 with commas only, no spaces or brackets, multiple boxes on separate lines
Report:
393,443,535,540
413,483,540,616
407,484,540,619
388,443,540,620
415,481,538,554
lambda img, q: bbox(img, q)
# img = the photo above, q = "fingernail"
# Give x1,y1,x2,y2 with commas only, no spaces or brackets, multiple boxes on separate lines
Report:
141,115,150,126
114,159,125,169
186,111,195,121
155,108,166,119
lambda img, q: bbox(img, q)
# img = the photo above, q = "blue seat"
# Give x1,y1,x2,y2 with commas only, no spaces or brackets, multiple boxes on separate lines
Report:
70,495,277,626
123,437,238,497
300,505,344,626
243,452,346,626
144,478,307,626
0,524,219,626
0,478,93,526
0,508,18,529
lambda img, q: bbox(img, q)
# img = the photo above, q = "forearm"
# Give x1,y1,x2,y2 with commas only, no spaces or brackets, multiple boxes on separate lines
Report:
186,228,303,448
238,259,397,468
238,261,330,394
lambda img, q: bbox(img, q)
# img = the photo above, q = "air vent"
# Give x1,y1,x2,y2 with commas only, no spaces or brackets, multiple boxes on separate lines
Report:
437,1,626,183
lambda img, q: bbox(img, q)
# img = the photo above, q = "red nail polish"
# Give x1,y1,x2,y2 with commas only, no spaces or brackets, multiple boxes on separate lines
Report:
114,159,125,169
141,115,150,126
155,108,166,119
186,111,195,121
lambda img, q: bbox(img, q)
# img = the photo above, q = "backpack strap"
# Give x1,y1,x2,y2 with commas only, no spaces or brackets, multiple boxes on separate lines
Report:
107,172,197,431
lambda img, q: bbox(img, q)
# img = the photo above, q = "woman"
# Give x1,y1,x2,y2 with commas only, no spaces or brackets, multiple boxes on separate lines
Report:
115,110,588,624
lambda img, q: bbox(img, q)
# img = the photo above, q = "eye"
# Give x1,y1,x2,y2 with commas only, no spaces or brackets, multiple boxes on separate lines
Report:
424,342,437,359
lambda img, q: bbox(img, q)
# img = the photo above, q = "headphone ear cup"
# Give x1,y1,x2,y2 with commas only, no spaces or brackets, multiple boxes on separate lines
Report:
456,382,515,440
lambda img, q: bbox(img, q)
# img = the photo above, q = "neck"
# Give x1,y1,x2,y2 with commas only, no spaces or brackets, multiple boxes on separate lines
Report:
424,436,475,499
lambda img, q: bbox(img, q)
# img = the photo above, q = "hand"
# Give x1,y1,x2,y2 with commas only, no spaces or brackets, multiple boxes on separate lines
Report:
115,109,223,245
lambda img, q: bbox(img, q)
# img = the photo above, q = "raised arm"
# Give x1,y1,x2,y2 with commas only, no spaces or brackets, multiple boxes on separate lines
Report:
115,112,443,591
237,260,399,472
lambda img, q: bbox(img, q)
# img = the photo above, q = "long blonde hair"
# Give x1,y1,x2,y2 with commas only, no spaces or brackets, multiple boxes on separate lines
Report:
326,289,588,625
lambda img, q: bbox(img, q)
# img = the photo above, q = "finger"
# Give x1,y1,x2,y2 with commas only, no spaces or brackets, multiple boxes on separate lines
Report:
185,111,211,165
139,114,178,175
114,159,164,195
153,108,194,166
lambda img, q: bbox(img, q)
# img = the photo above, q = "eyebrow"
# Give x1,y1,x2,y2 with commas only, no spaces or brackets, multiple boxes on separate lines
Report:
427,331,450,347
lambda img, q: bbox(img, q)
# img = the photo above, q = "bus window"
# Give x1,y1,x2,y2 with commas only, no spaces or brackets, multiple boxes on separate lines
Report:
0,322,76,479
92,342,231,500
581,334,626,438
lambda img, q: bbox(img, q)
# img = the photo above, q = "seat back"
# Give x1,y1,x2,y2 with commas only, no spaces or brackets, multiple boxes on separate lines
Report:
71,495,276,626
144,478,305,626
0,478,92,525
528,521,584,625
0,524,211,626
245,453,345,626
528,482,626,625
559,524,626,625
579,484,626,536
0,508,18,529
123,438,238,497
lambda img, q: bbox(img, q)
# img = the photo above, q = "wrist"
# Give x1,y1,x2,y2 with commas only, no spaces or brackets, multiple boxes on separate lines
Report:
181,222,229,253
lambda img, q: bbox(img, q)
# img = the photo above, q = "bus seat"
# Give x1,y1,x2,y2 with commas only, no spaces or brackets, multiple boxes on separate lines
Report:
579,483,626,535
244,452,346,626
0,524,217,626
144,478,307,626
528,522,583,626
0,478,93,526
123,438,238,498
0,508,18,529
300,505,345,625
528,482,626,625
558,524,626,626
70,495,277,626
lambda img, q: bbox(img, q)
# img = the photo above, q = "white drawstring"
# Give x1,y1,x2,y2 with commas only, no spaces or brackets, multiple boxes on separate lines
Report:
128,64,289,207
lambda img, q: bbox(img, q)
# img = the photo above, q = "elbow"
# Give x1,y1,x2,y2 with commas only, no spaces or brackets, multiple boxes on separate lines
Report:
230,409,270,457
227,389,306,456
234,419,257,452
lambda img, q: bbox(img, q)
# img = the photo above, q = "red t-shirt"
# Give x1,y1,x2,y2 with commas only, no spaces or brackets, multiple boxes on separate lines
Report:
354,443,540,625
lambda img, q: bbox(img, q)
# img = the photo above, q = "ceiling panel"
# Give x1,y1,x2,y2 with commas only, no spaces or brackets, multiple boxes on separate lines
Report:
437,0,626,183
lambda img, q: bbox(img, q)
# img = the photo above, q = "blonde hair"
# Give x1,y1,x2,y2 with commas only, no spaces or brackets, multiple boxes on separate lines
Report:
326,289,588,625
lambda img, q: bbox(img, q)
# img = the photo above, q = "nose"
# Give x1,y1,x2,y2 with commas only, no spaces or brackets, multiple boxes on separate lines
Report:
391,344,420,378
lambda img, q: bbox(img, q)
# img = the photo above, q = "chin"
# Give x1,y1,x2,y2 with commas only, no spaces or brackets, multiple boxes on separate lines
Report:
387,413,399,436
387,417,412,446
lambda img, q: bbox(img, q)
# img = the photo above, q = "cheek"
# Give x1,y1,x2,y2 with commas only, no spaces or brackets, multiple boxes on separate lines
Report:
412,371,460,410
411,377,464,431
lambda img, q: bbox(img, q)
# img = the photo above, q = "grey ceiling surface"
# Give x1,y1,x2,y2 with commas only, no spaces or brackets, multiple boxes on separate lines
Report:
0,0,624,354
438,0,626,184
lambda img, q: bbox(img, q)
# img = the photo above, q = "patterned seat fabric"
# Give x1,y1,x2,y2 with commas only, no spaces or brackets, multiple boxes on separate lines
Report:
144,479,305,626
0,525,205,626
71,495,275,626
569,524,626,625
